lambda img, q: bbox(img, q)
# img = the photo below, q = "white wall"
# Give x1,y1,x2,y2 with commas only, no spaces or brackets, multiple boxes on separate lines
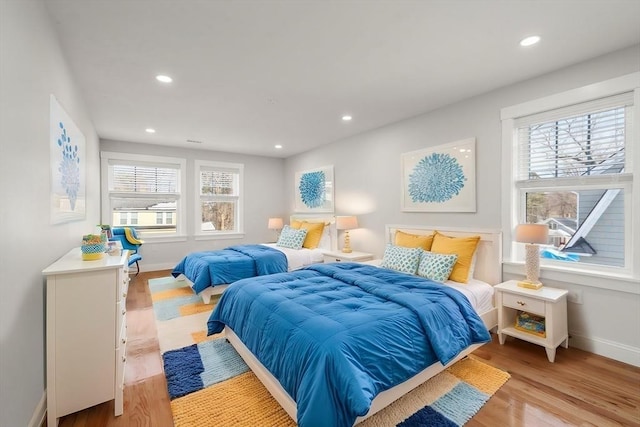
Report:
100,139,286,271
284,45,640,366
0,1,101,426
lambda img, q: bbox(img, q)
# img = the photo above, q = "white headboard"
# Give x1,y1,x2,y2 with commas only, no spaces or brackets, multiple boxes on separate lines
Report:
385,224,503,285
290,215,338,251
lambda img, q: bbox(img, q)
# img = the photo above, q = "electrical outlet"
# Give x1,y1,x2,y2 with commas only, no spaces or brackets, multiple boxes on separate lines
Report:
567,289,583,304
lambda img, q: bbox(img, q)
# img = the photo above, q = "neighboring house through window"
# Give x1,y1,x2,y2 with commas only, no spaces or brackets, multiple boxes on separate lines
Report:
501,73,639,286
101,152,186,239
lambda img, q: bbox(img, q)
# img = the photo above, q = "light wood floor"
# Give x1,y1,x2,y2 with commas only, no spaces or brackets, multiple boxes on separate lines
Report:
54,270,640,427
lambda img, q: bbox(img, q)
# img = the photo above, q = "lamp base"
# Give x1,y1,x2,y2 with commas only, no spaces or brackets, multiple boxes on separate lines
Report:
517,280,543,290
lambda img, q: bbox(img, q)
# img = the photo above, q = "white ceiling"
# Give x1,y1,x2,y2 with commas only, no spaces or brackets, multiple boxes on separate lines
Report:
44,0,640,158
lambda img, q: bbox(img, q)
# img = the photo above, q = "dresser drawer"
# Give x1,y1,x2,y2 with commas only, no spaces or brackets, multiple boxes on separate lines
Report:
502,292,545,316
116,302,127,345
118,271,129,304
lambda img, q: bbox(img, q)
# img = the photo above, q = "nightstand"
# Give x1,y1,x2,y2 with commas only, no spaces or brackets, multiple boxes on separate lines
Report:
495,280,568,362
322,250,374,264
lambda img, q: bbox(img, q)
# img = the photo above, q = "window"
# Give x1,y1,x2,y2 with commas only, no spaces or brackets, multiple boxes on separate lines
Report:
195,160,243,236
101,152,187,238
502,73,639,282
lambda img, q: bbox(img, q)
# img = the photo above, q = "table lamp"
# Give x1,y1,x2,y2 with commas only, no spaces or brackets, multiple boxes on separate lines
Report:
336,216,358,253
268,217,283,241
515,223,549,289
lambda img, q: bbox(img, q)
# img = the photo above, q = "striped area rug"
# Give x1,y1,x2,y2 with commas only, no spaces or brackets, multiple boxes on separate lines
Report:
150,276,510,427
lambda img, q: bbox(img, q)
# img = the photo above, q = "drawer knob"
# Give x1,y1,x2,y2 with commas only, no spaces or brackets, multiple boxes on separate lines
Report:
122,292,127,298
122,356,126,363
122,309,126,315
517,300,526,306
121,337,126,344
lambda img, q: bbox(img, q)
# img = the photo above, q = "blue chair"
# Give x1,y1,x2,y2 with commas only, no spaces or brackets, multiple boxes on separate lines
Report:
111,227,143,275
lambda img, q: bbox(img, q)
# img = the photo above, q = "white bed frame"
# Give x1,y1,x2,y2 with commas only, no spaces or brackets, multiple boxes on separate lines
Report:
223,225,502,425
224,225,502,424
189,215,338,303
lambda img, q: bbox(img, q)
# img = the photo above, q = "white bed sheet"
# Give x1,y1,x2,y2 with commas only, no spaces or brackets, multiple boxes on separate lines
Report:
357,259,494,314
261,243,324,270
444,277,494,314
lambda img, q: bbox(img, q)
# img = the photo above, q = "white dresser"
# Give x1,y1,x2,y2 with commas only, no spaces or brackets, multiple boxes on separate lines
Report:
43,248,130,426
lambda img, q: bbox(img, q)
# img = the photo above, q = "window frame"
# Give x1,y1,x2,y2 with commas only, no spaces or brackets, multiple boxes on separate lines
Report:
194,159,244,240
501,72,640,293
100,151,187,242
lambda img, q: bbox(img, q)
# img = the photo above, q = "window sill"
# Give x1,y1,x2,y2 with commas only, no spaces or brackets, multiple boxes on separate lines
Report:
503,261,639,295
141,235,188,244
194,232,245,241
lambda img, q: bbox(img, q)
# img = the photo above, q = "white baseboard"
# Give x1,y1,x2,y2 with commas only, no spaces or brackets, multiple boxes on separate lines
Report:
29,391,46,427
570,333,640,367
137,262,175,273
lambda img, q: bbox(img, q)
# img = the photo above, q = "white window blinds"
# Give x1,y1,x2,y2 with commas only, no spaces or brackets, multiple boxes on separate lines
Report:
110,164,179,193
515,92,632,181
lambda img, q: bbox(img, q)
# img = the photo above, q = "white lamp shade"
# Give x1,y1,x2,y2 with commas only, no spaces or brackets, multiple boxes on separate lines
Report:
267,217,283,230
336,216,358,230
515,224,549,244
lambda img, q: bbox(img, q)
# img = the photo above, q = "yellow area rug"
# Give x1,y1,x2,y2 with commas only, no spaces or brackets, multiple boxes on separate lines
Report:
150,277,510,427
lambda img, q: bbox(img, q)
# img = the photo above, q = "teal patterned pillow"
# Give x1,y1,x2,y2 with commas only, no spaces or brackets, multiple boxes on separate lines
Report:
380,244,421,274
276,225,308,250
417,251,458,282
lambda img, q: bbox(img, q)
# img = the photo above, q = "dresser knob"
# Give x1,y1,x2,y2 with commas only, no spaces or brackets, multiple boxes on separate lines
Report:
122,356,126,363
121,337,126,344
122,309,126,315
517,301,526,306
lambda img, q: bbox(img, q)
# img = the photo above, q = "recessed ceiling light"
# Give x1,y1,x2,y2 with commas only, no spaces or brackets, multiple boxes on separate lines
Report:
342,115,352,121
274,144,283,149
145,128,156,133
156,75,173,83
520,36,541,47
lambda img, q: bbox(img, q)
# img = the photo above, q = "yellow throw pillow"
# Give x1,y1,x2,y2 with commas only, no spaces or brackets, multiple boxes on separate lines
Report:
395,230,434,250
430,231,480,283
290,221,325,249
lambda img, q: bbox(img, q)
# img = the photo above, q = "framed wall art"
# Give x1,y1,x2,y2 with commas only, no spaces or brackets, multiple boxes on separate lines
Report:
294,165,334,213
401,138,476,212
50,94,86,224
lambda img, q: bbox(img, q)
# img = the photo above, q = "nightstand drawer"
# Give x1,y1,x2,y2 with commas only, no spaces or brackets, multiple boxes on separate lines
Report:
502,293,545,315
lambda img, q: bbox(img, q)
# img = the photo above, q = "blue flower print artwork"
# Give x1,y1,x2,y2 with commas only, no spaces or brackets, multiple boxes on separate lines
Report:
294,166,334,213
56,121,81,211
50,94,86,223
299,171,326,208
408,153,466,203
401,139,476,212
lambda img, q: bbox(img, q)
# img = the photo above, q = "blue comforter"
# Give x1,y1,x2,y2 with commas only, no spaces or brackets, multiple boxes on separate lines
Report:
208,263,491,427
172,244,287,293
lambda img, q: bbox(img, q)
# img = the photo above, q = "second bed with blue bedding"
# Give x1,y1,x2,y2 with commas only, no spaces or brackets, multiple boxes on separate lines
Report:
208,262,491,427
172,244,287,293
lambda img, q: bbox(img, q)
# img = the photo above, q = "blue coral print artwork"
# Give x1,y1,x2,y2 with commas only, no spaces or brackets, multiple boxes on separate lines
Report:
294,166,334,212
50,95,86,223
408,153,466,203
402,139,476,212
299,171,326,208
